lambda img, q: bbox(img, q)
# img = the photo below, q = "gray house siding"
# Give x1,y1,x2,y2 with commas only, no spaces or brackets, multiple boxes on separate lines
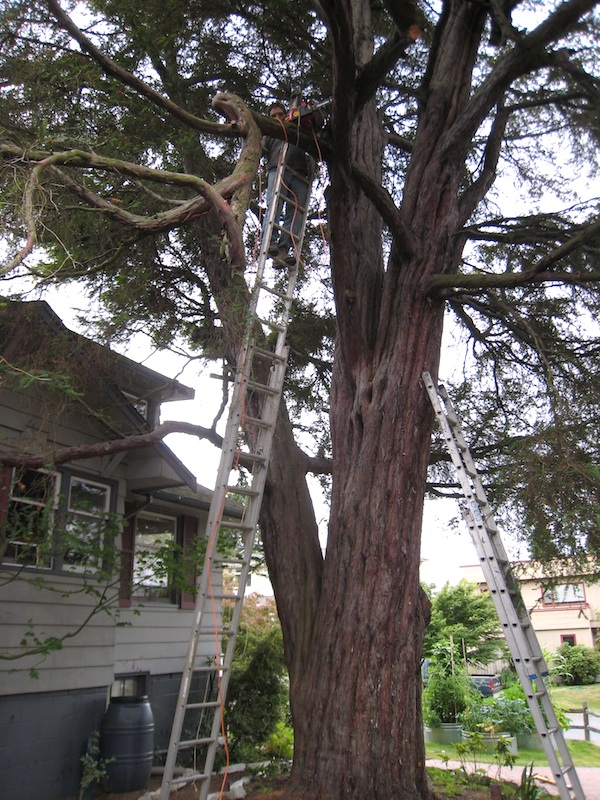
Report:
0,302,235,800
0,686,107,800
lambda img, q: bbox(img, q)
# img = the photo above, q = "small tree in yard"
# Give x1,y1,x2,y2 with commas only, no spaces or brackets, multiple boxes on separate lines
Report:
2,2,600,798
422,639,477,726
225,594,289,762
424,580,504,668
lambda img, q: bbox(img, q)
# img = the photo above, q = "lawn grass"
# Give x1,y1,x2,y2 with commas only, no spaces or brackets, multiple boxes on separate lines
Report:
549,683,600,713
425,738,600,768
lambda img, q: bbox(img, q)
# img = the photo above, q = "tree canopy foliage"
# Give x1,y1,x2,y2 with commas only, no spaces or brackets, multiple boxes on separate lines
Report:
1,2,599,566
2,1,600,797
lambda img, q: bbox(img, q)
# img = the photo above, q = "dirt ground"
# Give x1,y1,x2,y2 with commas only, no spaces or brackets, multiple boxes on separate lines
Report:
99,767,516,800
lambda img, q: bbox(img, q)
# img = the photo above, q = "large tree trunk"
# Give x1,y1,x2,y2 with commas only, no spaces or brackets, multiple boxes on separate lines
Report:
257,3,490,797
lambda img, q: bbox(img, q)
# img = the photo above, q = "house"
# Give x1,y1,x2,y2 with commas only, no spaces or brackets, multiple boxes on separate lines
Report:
0,300,240,800
459,560,600,652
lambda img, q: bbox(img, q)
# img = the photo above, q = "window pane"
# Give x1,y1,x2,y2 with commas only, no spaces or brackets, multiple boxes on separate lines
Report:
543,583,585,605
4,469,58,567
555,583,585,604
133,514,177,603
69,479,109,516
63,479,110,571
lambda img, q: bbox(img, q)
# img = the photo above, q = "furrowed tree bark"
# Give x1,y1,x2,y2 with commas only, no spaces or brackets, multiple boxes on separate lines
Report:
262,3,486,797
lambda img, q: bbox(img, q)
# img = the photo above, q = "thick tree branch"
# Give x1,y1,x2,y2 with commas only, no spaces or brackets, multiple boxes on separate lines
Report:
303,454,333,476
427,215,600,293
458,101,510,225
0,421,224,469
428,268,600,293
46,0,238,138
441,0,599,165
356,29,420,112
1,93,260,268
351,161,416,258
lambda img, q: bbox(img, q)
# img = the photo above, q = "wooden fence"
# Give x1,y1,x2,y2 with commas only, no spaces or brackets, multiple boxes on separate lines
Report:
566,703,600,741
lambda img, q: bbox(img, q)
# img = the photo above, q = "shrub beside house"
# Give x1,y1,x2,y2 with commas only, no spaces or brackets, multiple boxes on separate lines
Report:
0,301,239,800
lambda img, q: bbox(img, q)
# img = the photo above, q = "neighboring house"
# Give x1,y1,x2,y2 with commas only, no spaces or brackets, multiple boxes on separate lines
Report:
460,560,600,652
0,300,240,800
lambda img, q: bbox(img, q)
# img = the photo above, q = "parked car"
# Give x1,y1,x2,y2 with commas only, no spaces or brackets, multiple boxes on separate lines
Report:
470,674,502,697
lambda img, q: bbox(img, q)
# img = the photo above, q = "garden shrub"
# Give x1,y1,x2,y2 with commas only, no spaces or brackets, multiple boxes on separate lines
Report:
551,643,600,686
225,596,289,762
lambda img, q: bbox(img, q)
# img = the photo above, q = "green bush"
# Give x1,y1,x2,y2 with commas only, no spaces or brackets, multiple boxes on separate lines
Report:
422,640,479,725
551,644,600,686
225,596,289,762
263,721,294,760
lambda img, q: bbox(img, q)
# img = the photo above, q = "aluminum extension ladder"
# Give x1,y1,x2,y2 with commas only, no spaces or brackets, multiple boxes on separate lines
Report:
422,371,585,800
159,147,312,800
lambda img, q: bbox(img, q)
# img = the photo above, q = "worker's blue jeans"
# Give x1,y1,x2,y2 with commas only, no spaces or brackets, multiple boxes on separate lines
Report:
262,168,309,253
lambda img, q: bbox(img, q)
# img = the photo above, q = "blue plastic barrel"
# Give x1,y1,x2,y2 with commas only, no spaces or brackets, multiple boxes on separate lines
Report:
99,696,154,792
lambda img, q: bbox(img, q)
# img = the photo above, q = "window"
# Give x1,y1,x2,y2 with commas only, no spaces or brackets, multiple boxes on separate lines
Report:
111,673,149,698
542,583,585,606
4,468,60,568
2,469,113,573
132,513,178,603
561,634,577,646
122,392,148,420
63,477,112,572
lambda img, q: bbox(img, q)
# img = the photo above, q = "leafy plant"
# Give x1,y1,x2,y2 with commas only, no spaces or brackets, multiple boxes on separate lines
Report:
550,644,600,686
78,730,114,800
423,580,504,666
423,639,479,726
263,720,294,760
459,693,533,736
516,763,549,800
225,595,289,762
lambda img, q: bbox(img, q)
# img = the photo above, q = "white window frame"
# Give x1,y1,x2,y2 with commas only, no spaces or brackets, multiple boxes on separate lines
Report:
132,511,178,604
3,467,61,569
62,476,112,573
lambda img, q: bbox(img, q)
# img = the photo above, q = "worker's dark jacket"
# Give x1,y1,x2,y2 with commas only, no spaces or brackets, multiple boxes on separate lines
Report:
263,137,313,176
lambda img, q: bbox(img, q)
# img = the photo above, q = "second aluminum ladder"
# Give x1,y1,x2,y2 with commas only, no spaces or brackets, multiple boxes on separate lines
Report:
159,145,313,800
422,371,585,800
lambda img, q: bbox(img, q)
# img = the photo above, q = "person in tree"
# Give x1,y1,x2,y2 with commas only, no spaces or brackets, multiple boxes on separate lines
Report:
261,101,314,266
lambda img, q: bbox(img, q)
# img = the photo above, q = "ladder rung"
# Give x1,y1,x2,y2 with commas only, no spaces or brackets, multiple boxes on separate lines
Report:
190,664,221,673
252,345,286,362
197,627,235,637
222,520,254,531
170,772,210,787
186,700,221,711
258,282,292,300
247,378,280,396
213,556,247,567
226,485,260,497
210,592,242,601
242,415,272,430
178,736,216,749
542,727,559,736
237,450,267,465
256,316,286,332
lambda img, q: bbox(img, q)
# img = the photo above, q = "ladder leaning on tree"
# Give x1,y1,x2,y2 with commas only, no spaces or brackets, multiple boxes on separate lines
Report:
158,145,313,800
422,371,585,800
